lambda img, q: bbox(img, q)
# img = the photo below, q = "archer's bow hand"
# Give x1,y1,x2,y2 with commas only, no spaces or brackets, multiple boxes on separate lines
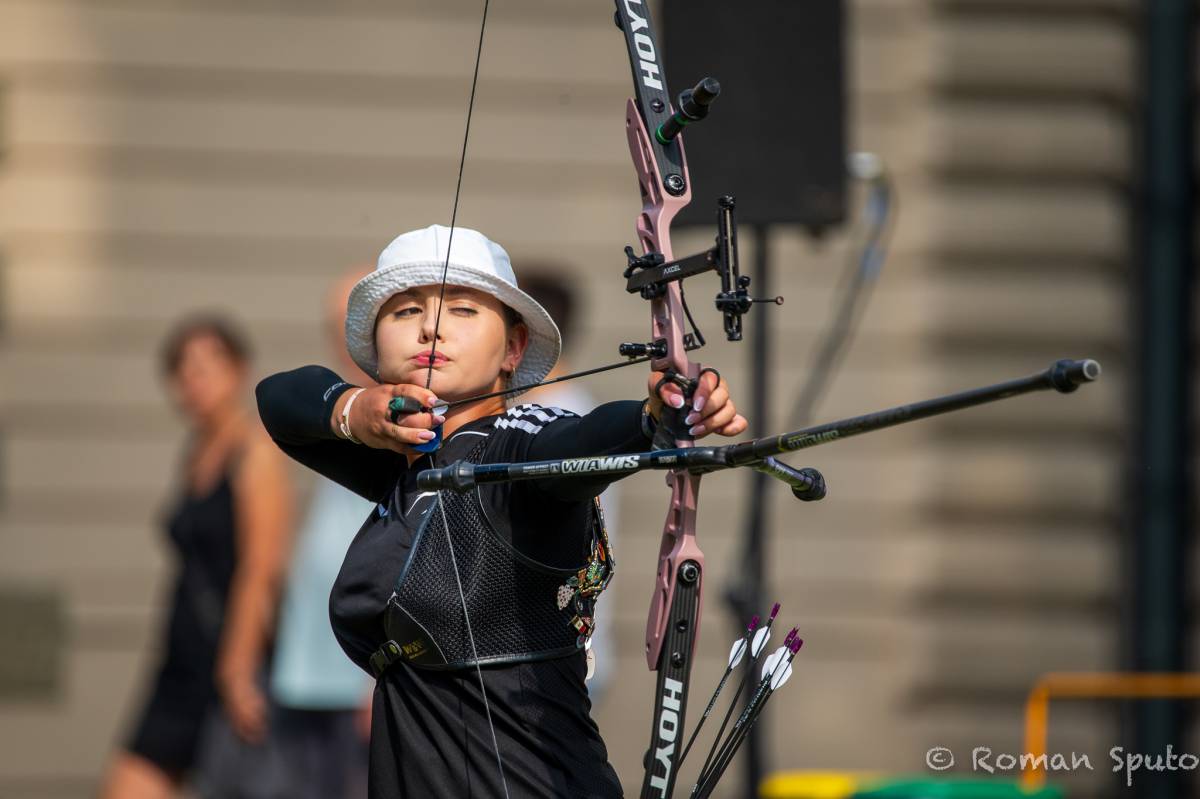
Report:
647,369,748,440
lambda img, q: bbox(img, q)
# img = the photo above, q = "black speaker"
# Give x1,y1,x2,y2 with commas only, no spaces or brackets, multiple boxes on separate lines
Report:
661,0,847,231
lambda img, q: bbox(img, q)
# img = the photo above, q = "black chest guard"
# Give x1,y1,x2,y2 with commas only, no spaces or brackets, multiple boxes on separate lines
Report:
371,439,614,674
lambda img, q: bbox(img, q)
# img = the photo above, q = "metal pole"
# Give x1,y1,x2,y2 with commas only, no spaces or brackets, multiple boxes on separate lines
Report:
736,224,771,798
1128,2,1196,798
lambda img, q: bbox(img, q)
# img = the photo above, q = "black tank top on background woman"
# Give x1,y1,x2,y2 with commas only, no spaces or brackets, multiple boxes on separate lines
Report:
125,445,242,773
165,448,241,666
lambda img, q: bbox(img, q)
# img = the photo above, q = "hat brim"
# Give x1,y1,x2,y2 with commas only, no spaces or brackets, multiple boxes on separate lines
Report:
345,261,561,398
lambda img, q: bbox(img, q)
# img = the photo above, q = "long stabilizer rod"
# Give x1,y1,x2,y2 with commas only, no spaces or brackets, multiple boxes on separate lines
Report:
417,359,1101,493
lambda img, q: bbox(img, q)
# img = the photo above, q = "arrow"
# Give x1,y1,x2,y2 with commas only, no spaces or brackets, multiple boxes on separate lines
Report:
693,624,794,790
694,636,804,798
689,604,782,781
678,602,780,770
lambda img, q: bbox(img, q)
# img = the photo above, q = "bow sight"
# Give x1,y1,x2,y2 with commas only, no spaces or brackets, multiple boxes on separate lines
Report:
615,70,783,355
620,196,785,358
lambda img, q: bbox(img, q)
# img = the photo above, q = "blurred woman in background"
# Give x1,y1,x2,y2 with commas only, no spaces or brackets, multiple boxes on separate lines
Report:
268,270,374,799
100,316,293,799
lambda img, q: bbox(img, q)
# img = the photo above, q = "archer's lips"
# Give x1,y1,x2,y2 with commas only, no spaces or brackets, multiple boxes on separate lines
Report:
412,351,450,367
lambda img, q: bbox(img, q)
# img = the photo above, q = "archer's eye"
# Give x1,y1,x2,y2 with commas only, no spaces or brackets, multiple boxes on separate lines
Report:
391,307,421,318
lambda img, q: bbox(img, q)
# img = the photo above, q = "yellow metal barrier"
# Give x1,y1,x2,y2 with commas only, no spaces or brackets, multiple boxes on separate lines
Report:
760,771,881,798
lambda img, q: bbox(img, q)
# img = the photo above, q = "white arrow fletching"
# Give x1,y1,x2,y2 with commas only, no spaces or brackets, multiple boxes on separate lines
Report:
769,660,794,690
760,646,788,681
751,626,771,658
727,638,748,668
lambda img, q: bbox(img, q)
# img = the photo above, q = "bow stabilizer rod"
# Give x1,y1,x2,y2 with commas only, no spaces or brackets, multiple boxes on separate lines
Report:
416,358,1102,494
656,78,722,145
722,357,1101,467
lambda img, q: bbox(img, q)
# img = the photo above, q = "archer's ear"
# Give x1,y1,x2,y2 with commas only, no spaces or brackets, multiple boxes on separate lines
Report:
504,321,530,370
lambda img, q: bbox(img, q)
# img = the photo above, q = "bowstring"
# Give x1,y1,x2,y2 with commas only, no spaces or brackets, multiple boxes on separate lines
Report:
426,0,490,391
426,1,510,796
436,495,511,799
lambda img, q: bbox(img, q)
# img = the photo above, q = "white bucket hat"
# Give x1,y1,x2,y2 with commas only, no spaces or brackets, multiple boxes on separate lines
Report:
345,224,561,395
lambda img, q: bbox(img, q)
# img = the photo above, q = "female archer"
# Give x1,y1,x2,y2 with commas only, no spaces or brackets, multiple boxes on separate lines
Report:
256,223,747,798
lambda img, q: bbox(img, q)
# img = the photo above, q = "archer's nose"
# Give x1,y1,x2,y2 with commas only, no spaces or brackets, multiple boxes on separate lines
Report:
418,297,444,344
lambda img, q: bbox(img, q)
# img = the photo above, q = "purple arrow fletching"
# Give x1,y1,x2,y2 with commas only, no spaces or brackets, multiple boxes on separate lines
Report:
747,615,759,632
783,627,797,647
791,638,804,654
769,602,781,620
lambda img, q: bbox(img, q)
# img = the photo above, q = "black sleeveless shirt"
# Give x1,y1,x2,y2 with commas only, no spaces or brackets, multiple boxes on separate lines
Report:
257,366,651,798
163,448,241,670
126,445,243,773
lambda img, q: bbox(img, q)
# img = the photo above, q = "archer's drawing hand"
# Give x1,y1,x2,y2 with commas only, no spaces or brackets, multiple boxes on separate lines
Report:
336,384,443,453
647,369,748,439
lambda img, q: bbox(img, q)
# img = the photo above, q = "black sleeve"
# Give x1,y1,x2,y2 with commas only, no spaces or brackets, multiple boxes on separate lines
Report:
522,399,651,501
255,365,405,502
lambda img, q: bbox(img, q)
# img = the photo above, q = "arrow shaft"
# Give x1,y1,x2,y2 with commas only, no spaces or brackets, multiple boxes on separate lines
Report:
677,662,736,770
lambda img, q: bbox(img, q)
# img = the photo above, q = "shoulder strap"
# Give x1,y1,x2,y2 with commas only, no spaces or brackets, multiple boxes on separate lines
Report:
222,436,252,483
